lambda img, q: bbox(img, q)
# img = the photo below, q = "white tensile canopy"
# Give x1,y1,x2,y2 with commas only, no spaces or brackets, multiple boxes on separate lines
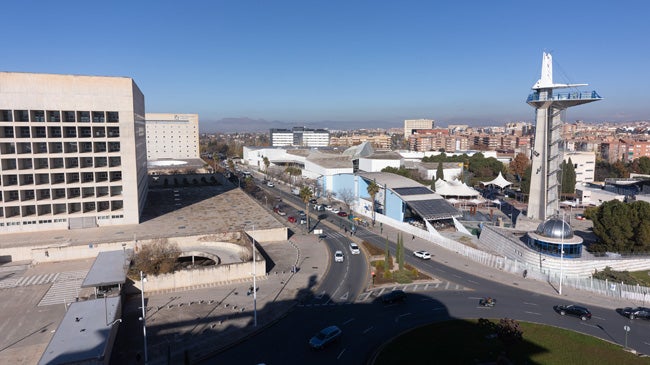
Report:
435,179,480,198
480,172,512,189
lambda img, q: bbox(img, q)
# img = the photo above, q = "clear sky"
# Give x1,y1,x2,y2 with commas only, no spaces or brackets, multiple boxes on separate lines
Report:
4,1,649,126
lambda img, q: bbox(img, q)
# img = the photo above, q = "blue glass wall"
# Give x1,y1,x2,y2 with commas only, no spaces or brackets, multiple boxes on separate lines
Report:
527,237,582,258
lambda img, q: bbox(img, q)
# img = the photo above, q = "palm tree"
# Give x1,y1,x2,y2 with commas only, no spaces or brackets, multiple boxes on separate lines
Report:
263,156,270,176
366,180,380,226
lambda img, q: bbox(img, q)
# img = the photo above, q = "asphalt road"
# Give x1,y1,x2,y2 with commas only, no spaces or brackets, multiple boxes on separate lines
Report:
203,173,650,364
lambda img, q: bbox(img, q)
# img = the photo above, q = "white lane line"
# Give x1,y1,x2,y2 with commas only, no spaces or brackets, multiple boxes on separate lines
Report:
524,311,542,316
437,269,446,273
342,318,354,325
445,282,450,290
337,349,346,360
644,341,650,346
453,274,462,278
468,279,479,285
523,302,538,306
424,284,429,290
395,313,412,323
363,326,374,334
592,316,606,320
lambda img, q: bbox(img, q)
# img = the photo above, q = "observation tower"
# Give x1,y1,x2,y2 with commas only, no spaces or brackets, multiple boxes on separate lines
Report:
525,52,601,221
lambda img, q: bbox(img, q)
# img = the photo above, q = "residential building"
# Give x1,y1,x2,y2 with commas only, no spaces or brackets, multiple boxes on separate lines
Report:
0,72,148,233
408,129,448,152
145,113,199,160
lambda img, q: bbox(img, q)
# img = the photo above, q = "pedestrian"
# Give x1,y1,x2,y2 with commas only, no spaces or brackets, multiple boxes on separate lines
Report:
412,234,415,240
523,269,528,278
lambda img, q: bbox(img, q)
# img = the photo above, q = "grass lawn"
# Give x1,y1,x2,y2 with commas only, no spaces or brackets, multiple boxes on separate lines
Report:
373,319,647,365
629,270,650,287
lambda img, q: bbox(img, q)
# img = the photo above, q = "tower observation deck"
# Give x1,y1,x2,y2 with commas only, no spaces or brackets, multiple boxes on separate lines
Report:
525,52,602,221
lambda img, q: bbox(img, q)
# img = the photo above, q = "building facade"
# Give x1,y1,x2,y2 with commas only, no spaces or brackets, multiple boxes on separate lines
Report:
270,127,329,147
404,119,434,140
0,72,148,233
145,113,199,160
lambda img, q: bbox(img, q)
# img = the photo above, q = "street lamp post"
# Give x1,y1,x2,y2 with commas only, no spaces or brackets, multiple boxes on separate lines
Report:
140,271,148,364
249,226,257,327
559,213,565,296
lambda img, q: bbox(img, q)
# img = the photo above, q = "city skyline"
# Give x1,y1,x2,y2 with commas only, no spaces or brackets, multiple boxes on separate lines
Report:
4,1,649,127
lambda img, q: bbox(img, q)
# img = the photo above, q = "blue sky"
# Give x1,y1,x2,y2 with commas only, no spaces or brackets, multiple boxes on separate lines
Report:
4,1,649,126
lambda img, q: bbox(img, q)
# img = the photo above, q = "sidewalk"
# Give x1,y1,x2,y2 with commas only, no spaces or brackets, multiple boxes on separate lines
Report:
110,233,329,365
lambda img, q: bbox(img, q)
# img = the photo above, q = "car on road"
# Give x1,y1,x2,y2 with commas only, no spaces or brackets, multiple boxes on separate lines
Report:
380,289,407,304
287,216,296,223
325,205,333,211
276,210,286,216
308,325,342,349
314,204,325,211
554,304,592,320
349,242,360,255
299,218,306,225
413,250,431,260
331,208,340,214
575,214,586,220
266,181,274,187
337,211,348,217
298,210,306,217
334,250,344,262
309,198,318,204
621,307,650,320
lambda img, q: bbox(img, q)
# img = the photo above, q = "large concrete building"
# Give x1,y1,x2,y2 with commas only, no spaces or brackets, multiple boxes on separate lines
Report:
270,127,329,147
0,72,148,233
145,113,199,160
403,119,434,140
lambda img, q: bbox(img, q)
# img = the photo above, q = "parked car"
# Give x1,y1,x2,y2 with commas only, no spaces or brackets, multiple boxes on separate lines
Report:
331,208,340,214
288,216,296,223
298,210,306,217
337,211,348,217
413,250,431,260
325,205,333,211
621,307,650,320
299,218,306,225
266,181,274,187
309,325,342,349
349,242,360,255
276,210,286,216
575,214,586,220
314,204,325,211
334,250,344,262
380,289,407,304
309,198,318,204
554,304,592,320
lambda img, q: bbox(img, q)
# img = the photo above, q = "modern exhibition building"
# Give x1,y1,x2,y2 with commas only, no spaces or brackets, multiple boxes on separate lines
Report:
0,72,148,233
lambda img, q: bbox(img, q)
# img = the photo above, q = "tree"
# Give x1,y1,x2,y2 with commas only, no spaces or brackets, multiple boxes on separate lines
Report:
263,156,270,176
509,153,530,178
560,158,576,195
631,156,650,175
520,165,532,196
227,159,235,172
436,162,444,181
132,238,181,276
384,236,390,271
586,200,650,253
284,166,302,186
366,180,380,226
339,188,355,213
397,233,404,271
299,186,313,231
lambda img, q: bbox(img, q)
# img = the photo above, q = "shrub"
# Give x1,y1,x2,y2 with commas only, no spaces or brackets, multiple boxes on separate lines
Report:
132,238,181,276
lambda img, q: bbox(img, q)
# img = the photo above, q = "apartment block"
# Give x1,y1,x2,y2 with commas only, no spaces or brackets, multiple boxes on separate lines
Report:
404,119,434,139
0,72,148,233
146,113,199,160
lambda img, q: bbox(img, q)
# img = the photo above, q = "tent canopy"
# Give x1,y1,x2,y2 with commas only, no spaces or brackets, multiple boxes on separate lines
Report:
480,172,512,189
434,179,480,198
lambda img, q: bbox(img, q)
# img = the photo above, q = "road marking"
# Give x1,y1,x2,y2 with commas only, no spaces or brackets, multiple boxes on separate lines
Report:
343,318,354,325
644,342,650,346
580,323,599,328
337,349,346,360
395,313,412,323
363,326,374,334
424,283,429,290
445,282,450,290
592,316,606,320
340,292,349,301
413,284,418,291
468,279,479,285
438,268,446,273
377,288,386,296
435,283,440,288
523,302,538,306
524,311,542,316
453,274,462,278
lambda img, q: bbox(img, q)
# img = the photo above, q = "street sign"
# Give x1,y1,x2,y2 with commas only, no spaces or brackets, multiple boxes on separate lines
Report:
624,325,630,332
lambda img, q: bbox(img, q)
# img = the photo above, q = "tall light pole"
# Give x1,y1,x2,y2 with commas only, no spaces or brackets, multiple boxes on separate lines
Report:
251,226,257,327
559,213,565,296
140,271,148,364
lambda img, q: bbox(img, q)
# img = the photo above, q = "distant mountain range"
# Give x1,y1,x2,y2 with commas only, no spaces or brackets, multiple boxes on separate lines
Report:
199,117,402,133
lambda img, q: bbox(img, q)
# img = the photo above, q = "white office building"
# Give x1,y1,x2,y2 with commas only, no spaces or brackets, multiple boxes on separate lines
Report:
564,151,596,186
0,72,148,233
270,129,294,147
270,127,329,147
145,113,199,160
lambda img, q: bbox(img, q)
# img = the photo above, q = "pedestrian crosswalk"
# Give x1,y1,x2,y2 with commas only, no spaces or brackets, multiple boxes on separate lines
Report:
0,269,88,306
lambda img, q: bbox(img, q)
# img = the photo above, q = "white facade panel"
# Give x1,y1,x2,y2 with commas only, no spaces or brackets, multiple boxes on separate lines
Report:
145,113,199,160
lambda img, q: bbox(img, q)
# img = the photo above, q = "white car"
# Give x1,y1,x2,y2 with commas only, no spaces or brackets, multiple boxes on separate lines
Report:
331,208,340,214
266,181,274,187
349,242,360,255
325,205,333,211
413,250,431,260
334,250,344,262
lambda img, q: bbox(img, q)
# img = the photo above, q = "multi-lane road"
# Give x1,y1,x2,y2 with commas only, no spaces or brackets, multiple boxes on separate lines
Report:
205,174,650,364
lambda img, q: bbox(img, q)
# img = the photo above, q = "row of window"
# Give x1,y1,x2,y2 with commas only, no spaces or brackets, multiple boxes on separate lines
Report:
0,110,119,124
1,171,122,187
1,185,122,201
0,126,120,139
1,157,121,172
0,200,124,218
0,142,121,156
